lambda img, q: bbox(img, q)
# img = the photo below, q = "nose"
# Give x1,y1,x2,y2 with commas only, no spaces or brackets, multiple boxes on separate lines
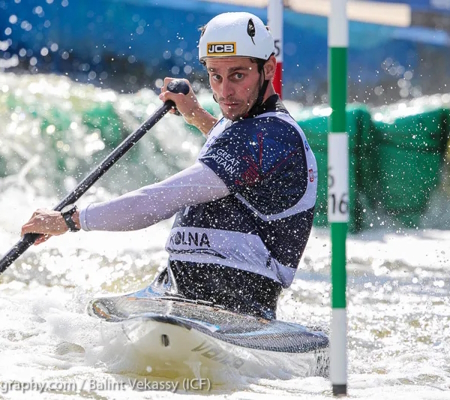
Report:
221,77,234,99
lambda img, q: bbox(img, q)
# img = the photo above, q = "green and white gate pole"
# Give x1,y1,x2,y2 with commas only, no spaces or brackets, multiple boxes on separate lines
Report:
328,0,348,397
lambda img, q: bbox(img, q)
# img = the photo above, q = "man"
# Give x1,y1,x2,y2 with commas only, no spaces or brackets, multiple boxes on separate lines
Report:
21,12,317,320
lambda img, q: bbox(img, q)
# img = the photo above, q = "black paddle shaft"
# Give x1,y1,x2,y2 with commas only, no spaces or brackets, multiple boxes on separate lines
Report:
0,80,190,274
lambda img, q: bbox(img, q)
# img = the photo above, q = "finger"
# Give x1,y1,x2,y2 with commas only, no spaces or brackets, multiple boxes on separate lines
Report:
159,91,176,102
22,217,47,236
21,223,34,237
159,93,176,112
162,77,175,92
34,235,44,245
34,238,44,246
34,234,49,246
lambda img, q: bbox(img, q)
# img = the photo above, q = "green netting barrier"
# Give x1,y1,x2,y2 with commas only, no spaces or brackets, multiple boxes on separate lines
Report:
371,107,449,227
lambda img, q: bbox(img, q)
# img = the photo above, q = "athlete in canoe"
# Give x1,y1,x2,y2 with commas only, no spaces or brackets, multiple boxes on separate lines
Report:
21,12,317,320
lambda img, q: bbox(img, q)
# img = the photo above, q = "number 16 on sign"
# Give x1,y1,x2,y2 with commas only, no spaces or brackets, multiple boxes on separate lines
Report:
328,134,349,223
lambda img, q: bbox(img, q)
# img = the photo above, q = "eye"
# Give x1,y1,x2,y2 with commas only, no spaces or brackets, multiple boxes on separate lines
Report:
211,74,222,82
234,73,244,80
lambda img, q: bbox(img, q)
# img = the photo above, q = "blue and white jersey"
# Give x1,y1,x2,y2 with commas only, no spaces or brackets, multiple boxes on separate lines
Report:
166,95,317,288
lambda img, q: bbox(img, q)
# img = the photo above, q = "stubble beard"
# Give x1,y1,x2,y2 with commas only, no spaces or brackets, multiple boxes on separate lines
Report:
219,90,259,121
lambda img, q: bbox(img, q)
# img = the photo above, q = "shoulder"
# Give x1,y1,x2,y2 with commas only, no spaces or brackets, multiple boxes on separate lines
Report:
225,112,302,145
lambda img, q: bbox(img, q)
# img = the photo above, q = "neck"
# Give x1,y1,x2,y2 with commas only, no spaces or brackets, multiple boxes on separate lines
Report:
262,83,276,103
241,82,278,120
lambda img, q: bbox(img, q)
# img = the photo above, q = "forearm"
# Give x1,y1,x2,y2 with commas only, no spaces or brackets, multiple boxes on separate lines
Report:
184,107,217,136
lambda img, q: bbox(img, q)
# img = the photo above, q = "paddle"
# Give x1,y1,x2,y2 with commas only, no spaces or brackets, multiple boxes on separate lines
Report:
0,79,190,274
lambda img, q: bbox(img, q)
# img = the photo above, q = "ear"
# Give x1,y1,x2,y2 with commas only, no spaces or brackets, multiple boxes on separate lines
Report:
263,55,277,80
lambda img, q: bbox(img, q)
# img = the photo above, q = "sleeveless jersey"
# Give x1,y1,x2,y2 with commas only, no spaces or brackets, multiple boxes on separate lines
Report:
165,95,317,288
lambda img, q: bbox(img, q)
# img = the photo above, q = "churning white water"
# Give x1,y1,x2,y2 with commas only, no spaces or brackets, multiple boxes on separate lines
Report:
0,73,449,399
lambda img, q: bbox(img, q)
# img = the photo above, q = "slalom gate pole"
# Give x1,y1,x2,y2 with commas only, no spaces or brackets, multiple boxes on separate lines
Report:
268,0,283,98
328,0,349,396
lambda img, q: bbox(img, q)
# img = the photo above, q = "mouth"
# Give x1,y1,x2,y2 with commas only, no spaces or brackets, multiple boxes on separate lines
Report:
221,102,240,108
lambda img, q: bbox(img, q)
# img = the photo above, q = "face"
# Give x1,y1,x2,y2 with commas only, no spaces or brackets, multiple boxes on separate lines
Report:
205,57,263,121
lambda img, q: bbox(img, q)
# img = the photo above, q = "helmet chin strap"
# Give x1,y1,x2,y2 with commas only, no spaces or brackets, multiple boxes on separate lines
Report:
245,68,269,117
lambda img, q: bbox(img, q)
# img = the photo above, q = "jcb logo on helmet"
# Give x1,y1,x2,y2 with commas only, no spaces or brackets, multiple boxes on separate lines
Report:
207,42,236,56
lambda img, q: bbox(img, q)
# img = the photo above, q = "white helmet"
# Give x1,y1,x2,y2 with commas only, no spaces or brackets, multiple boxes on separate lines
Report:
198,12,275,63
